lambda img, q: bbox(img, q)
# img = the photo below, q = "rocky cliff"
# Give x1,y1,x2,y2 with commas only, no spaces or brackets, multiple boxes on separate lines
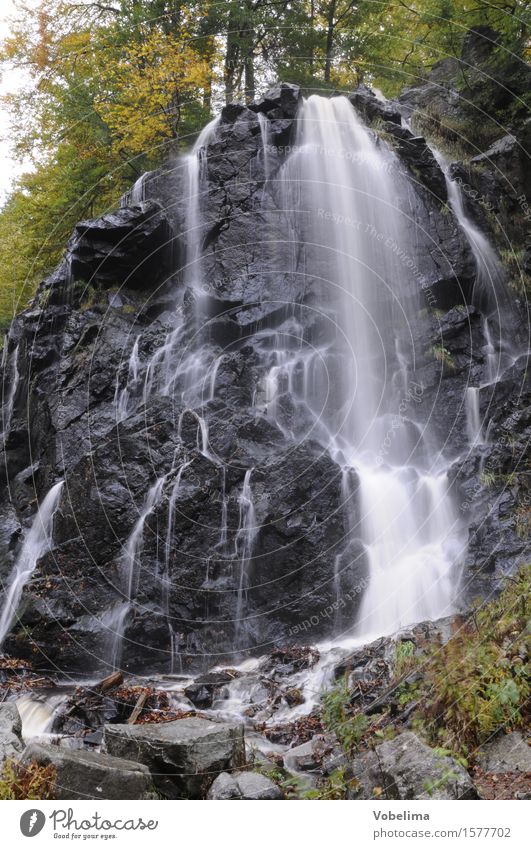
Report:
0,46,528,677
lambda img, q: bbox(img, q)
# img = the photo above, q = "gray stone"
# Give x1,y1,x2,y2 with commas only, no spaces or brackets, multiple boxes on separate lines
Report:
477,732,531,774
0,702,23,766
207,771,283,800
374,732,478,800
19,741,155,800
236,771,284,799
207,771,240,799
103,717,245,798
283,740,321,774
347,749,383,799
283,735,337,775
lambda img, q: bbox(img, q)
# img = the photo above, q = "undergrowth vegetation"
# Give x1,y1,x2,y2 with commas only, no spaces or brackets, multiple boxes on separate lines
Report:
0,759,56,800
309,566,529,798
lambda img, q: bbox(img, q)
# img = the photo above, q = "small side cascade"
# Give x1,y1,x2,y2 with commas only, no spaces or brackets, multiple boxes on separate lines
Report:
183,116,220,295
115,336,141,422
218,466,229,554
257,112,272,186
207,354,225,402
430,146,516,373
142,312,185,402
163,461,190,613
465,387,484,446
253,321,331,442
0,481,64,647
234,469,258,645
163,461,190,673
16,691,68,741
1,343,20,438
120,170,154,207
178,408,217,464
108,475,167,668
140,118,219,407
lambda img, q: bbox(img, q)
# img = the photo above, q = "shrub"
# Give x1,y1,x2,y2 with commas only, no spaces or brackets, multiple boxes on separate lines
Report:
321,676,369,753
0,759,56,800
423,566,530,753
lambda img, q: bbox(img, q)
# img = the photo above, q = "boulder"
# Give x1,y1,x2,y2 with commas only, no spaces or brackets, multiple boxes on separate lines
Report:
477,732,531,774
349,86,402,126
68,202,174,290
380,122,447,202
103,717,245,798
184,670,237,709
0,702,23,767
372,732,478,800
283,737,332,775
207,771,283,800
251,82,301,118
19,741,155,800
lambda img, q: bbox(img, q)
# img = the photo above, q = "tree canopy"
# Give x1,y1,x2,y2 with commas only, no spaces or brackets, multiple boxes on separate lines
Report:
0,0,529,327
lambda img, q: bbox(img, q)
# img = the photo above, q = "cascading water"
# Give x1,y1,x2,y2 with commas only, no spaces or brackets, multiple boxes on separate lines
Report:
1,343,19,438
0,481,64,647
114,118,220,422
107,475,167,668
234,470,257,644
115,335,140,422
465,386,484,446
163,460,191,673
431,146,516,384
275,96,464,637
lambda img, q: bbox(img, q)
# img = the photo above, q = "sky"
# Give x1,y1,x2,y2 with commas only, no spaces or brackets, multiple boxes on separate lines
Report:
0,1,35,202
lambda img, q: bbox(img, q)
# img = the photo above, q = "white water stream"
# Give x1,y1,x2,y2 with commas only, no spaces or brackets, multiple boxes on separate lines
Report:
0,481,64,647
106,476,167,668
272,96,463,639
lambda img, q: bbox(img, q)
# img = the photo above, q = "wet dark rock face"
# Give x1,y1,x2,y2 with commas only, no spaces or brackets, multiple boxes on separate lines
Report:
0,82,528,675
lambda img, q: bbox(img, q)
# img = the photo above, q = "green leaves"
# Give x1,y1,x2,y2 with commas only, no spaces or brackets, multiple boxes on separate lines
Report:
424,566,530,751
321,675,370,753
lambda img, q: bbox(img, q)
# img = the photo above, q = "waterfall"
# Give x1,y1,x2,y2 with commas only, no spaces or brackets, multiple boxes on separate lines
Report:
120,170,154,207
115,335,140,422
1,343,19,438
430,146,516,382
163,461,190,613
163,461,190,673
107,475,166,668
219,466,229,553
0,481,64,647
234,470,257,643
183,116,220,295
465,387,484,446
277,96,463,637
140,118,220,406
178,408,218,464
257,112,272,186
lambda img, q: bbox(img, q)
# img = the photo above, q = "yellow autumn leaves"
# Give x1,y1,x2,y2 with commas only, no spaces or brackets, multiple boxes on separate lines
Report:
96,28,216,159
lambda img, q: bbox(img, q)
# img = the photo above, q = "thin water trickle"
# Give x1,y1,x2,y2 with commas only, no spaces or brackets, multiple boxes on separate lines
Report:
163,461,190,614
115,336,141,422
1,343,19,437
0,481,64,646
234,470,257,643
107,475,167,668
465,387,484,446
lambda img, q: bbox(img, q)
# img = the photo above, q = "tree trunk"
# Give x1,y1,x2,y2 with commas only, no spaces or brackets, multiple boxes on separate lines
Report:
324,0,337,84
225,8,240,104
310,0,315,74
244,51,255,103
